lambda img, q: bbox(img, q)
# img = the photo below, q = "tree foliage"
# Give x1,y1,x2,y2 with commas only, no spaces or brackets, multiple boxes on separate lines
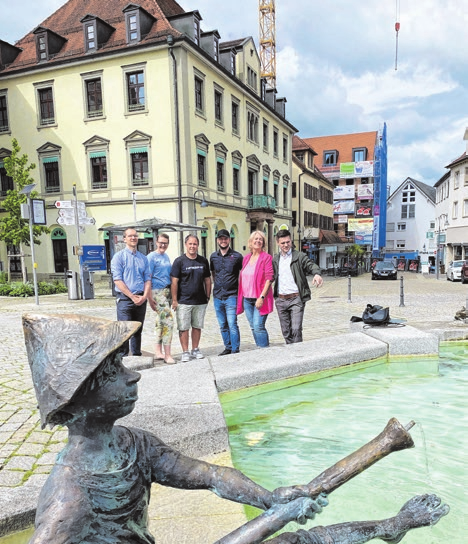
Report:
0,138,49,246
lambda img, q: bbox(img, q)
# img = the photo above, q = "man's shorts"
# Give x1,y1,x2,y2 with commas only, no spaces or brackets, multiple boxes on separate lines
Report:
176,304,208,331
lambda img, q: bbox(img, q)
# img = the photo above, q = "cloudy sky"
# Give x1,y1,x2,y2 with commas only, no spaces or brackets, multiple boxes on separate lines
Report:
4,0,468,190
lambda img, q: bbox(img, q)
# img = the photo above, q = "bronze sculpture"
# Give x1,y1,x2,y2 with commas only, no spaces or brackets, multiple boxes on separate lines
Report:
23,313,449,543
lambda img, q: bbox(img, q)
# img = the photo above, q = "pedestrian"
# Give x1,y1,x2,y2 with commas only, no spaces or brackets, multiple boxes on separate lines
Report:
273,229,323,344
171,234,211,362
237,230,274,348
147,233,175,364
110,227,151,356
210,229,243,356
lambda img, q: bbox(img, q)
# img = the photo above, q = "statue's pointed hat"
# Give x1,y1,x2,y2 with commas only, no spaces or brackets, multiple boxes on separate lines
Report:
23,313,141,428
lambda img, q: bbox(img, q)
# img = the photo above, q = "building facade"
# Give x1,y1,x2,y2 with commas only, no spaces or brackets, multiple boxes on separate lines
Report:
0,0,295,277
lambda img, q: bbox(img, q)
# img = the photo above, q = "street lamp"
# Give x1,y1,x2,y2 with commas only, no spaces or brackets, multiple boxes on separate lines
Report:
193,189,208,225
436,214,449,280
19,183,39,305
296,226,302,250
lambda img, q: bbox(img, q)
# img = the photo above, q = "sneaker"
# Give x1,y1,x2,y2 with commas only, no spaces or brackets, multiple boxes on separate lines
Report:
191,348,205,359
218,349,232,356
180,351,191,363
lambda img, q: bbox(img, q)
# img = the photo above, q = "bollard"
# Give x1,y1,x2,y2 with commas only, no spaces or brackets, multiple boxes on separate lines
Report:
348,275,352,303
399,275,405,307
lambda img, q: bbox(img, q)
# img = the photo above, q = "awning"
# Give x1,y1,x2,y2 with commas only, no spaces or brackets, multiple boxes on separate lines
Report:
89,151,106,159
42,156,59,164
129,146,148,154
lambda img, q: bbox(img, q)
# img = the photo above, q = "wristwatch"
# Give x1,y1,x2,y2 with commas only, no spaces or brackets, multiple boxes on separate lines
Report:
260,295,265,299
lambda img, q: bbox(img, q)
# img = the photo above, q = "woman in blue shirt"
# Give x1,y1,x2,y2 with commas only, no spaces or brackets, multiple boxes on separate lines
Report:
148,233,175,364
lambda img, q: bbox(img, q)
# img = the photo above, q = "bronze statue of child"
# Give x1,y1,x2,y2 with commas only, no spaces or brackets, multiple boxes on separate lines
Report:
23,313,448,544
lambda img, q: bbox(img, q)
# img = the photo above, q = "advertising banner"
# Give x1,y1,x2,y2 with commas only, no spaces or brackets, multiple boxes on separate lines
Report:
408,259,419,272
357,184,374,200
333,186,355,200
355,204,373,217
339,161,374,179
333,200,355,214
348,218,374,245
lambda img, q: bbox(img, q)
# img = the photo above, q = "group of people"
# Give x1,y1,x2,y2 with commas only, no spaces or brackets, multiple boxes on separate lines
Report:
110,226,323,363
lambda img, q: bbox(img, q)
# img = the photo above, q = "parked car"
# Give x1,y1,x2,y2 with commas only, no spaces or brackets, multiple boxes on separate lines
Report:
371,261,397,280
459,261,468,283
446,260,464,281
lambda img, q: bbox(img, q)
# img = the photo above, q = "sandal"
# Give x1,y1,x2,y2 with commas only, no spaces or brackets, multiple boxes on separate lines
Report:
164,357,176,365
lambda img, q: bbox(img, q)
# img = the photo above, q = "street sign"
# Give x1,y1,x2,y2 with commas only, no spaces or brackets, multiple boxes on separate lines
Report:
58,208,87,219
79,245,107,271
80,217,96,225
57,216,75,226
55,200,86,210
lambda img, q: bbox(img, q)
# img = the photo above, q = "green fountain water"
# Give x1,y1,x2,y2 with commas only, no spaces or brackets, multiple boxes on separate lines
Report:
220,343,467,542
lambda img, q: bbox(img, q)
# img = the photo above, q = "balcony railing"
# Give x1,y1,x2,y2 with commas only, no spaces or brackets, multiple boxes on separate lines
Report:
247,194,276,212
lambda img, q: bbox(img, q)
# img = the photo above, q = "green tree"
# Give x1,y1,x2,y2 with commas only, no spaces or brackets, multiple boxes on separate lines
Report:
346,243,365,269
1,138,49,282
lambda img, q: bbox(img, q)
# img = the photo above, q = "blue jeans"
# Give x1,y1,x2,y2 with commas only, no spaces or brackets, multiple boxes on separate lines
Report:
243,298,269,348
116,295,147,356
214,296,240,352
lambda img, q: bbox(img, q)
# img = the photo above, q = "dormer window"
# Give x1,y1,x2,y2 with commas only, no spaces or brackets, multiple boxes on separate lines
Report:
194,18,200,45
123,5,156,44
37,34,48,61
168,11,202,46
214,37,219,62
353,147,367,162
323,150,338,165
85,23,96,51
128,14,138,42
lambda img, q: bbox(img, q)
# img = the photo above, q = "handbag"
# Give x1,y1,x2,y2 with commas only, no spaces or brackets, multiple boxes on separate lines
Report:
350,304,395,326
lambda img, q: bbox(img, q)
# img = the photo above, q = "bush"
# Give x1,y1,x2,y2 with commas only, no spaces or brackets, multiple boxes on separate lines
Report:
0,272,7,284
52,280,68,294
0,283,12,296
9,282,34,297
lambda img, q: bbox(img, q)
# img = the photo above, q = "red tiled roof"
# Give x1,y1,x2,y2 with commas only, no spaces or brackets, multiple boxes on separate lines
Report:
303,131,378,166
292,135,314,152
2,0,186,74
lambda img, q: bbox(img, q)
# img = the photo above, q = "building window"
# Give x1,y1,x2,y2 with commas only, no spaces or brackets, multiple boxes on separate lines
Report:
353,148,367,162
231,100,239,134
454,171,460,189
387,222,395,232
85,23,96,51
295,151,304,163
233,166,240,195
213,37,219,62
247,66,257,91
273,128,278,156
283,185,288,208
131,152,148,186
453,200,458,219
0,163,13,197
397,223,406,231
90,154,107,190
43,159,60,193
38,87,55,126
273,181,278,204
127,71,145,111
36,34,48,61
402,184,416,202
85,78,103,118
216,160,224,192
195,75,204,114
127,13,138,42
197,152,206,187
401,204,415,219
282,135,288,162
263,121,269,151
463,200,468,217
396,240,406,249
323,150,337,165
292,182,297,198
247,110,259,143
0,94,9,133
193,18,200,45
248,170,257,195
214,89,223,124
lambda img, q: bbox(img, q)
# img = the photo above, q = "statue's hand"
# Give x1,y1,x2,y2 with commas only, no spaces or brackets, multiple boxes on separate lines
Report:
272,495,328,525
271,487,328,525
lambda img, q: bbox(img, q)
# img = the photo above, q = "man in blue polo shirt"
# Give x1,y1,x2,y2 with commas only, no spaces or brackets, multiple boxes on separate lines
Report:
111,227,151,356
210,229,243,356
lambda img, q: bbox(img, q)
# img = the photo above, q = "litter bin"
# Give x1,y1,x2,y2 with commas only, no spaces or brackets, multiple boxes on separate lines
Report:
66,270,80,300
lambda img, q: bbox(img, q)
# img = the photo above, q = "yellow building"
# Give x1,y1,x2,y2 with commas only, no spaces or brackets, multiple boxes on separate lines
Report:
291,136,334,268
0,0,295,278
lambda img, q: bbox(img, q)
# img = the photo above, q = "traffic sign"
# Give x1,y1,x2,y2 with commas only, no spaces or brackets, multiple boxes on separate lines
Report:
55,200,86,210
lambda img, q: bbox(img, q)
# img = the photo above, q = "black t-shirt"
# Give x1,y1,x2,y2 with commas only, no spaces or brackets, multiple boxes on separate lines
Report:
170,254,210,305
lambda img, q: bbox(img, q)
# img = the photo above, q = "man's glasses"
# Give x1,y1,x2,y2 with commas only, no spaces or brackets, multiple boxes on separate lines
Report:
158,242,168,245
125,235,139,238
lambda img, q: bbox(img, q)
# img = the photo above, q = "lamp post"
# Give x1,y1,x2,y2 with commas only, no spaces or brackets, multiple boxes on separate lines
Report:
19,183,39,306
296,226,302,250
193,189,208,225
436,214,449,280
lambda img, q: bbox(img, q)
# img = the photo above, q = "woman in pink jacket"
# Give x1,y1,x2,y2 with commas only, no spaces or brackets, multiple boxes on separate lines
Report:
237,230,274,348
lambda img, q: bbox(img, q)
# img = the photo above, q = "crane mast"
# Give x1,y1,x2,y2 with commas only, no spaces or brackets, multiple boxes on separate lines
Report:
259,0,276,89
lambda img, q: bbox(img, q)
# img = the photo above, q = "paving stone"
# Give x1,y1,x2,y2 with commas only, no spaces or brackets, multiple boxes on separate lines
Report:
15,443,44,456
5,456,36,471
36,452,58,465
0,470,24,487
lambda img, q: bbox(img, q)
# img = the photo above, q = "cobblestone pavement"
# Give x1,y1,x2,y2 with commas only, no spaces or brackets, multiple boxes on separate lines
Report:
0,271,467,489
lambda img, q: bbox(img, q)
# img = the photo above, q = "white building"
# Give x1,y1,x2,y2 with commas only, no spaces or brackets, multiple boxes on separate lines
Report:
386,177,436,267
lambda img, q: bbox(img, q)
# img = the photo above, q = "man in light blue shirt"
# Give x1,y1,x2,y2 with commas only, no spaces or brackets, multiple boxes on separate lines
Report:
111,227,151,356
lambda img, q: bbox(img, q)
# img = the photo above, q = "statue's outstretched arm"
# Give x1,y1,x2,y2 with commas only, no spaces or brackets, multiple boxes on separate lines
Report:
265,494,449,544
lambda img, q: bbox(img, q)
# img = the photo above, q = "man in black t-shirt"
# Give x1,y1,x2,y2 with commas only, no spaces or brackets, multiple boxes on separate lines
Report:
171,234,211,362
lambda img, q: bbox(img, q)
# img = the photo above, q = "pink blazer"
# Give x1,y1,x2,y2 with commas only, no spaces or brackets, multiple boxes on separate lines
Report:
237,252,274,316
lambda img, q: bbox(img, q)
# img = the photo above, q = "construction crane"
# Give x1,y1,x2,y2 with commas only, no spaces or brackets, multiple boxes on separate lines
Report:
259,0,276,90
